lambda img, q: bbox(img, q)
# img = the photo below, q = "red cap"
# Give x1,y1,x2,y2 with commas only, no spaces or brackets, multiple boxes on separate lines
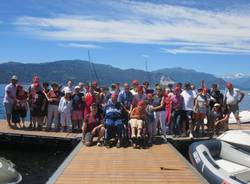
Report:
111,93,118,98
16,84,23,90
226,82,233,89
138,100,145,107
137,85,143,92
174,86,181,93
132,80,139,85
92,81,97,86
203,87,208,93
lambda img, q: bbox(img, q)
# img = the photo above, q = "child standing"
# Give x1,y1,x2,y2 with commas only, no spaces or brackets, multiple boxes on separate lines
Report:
58,90,72,132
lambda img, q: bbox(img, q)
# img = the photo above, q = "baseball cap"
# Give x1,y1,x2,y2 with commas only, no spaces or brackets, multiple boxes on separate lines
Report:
11,75,18,80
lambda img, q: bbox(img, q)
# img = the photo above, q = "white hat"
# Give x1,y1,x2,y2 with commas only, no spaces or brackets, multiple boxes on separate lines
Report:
11,75,18,80
74,86,80,90
214,103,221,107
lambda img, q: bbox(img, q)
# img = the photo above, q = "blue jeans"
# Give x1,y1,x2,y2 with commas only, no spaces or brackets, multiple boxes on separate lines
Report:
172,110,182,135
105,119,123,141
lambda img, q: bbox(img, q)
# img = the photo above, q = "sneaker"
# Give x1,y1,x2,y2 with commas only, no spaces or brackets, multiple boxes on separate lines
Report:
189,133,194,138
104,140,111,148
132,143,137,149
162,136,168,143
97,141,102,147
116,141,121,148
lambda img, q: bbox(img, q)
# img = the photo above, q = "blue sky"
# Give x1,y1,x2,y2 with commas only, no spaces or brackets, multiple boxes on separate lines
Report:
1,0,250,75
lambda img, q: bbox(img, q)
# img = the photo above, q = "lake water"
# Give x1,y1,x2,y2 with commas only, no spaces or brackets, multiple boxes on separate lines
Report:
0,84,249,119
0,142,73,184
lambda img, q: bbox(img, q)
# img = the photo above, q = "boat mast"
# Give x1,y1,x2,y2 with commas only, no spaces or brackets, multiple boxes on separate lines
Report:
88,50,100,85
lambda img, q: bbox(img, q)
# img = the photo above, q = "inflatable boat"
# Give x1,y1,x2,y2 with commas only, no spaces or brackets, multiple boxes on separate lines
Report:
0,157,22,184
189,131,250,184
217,130,250,152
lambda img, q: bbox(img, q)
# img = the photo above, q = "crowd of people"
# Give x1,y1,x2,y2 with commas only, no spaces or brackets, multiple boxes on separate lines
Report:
3,75,245,148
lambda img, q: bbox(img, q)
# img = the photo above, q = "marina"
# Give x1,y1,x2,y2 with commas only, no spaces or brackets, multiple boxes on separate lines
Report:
1,119,248,183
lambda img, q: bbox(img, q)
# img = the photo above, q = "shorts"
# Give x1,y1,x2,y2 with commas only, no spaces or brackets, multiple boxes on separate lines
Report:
4,103,13,115
72,110,83,121
227,104,239,116
193,112,206,121
129,119,144,129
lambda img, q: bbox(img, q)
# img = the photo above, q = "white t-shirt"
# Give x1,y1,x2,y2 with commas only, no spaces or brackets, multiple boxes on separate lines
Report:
225,88,241,105
62,86,74,94
181,90,195,111
3,83,16,104
192,90,198,99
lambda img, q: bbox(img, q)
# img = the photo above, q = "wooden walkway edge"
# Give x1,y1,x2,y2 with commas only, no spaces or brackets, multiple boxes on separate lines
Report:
0,120,81,141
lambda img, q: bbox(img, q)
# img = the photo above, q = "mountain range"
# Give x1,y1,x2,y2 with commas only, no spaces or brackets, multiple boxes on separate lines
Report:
220,73,250,90
0,60,229,89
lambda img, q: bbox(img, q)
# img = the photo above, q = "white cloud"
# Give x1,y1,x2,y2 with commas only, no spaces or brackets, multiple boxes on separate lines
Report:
13,0,250,54
58,43,102,49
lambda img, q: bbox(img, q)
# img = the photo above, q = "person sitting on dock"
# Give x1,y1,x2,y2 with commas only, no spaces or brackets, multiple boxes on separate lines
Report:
104,93,124,148
224,82,245,129
3,75,18,127
82,103,105,146
58,90,72,132
210,103,229,135
129,100,146,148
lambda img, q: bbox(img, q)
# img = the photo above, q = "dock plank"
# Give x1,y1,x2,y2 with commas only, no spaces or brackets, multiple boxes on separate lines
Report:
0,120,81,140
55,144,203,184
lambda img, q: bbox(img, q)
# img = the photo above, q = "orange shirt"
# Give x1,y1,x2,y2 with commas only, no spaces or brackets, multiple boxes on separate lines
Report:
130,107,145,120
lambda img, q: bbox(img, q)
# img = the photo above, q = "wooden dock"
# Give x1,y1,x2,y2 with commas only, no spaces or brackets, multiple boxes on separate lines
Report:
48,143,205,184
229,122,250,130
0,120,81,143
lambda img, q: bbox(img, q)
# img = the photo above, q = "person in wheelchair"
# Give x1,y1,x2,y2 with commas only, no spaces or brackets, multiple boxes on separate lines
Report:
129,100,146,148
104,93,124,148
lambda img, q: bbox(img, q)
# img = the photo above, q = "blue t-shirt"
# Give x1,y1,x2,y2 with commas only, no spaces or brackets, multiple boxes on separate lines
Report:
118,91,134,109
104,100,122,120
